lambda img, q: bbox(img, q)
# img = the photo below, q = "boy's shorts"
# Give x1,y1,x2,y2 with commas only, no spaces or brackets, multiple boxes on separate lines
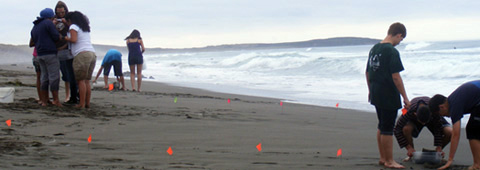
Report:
375,106,398,135
103,60,123,76
466,106,480,140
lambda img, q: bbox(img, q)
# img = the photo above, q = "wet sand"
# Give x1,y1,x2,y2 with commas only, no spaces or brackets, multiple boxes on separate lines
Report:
0,64,473,169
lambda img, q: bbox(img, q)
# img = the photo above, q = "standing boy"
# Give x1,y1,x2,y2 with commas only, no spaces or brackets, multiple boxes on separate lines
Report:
366,22,410,169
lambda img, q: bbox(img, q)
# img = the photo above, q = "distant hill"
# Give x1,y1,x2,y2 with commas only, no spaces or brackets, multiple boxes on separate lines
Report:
0,37,380,63
148,37,380,53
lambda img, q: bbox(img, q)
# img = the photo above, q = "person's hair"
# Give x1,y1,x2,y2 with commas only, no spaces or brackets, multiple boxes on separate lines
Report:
429,94,447,114
387,22,406,38
65,11,90,32
125,29,142,40
55,1,68,14
416,105,431,124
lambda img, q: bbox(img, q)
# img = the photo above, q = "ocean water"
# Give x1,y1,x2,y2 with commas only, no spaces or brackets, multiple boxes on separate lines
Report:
105,40,480,124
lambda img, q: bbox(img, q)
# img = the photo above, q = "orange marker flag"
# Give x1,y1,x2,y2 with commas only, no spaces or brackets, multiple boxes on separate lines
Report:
336,103,339,108
167,147,173,155
256,143,262,152
108,84,114,91
337,148,342,157
6,119,11,127
402,108,407,115
227,98,231,104
88,134,92,143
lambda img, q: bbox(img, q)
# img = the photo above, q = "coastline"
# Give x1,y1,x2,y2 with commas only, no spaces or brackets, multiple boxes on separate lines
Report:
0,63,473,169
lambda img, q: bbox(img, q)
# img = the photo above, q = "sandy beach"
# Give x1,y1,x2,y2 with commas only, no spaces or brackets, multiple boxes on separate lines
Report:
0,63,473,170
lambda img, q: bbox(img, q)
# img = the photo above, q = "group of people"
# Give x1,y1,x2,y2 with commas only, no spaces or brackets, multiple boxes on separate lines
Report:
29,1,146,109
366,22,480,169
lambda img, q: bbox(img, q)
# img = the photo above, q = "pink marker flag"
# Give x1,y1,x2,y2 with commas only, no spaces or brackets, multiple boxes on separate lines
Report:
336,103,339,108
280,101,283,106
227,98,231,103
337,149,342,157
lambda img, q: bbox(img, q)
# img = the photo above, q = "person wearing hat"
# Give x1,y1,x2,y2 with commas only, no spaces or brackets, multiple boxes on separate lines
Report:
30,8,62,107
394,96,452,160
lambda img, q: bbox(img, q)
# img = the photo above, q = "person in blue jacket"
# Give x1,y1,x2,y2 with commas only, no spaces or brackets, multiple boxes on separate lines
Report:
93,49,125,90
30,8,62,106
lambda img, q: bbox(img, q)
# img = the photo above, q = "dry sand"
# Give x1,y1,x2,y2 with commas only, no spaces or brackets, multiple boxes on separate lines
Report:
0,64,473,170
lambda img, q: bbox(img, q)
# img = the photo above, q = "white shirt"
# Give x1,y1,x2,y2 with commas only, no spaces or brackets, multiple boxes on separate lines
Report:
68,24,95,56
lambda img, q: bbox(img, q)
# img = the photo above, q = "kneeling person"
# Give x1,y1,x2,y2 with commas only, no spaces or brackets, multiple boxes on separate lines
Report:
94,49,125,90
394,96,452,158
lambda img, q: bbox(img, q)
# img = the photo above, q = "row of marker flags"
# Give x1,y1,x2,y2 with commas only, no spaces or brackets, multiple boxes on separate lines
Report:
5,89,346,157
5,120,343,157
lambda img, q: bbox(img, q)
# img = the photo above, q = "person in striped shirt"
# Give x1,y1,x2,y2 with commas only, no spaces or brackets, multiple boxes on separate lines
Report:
394,96,452,159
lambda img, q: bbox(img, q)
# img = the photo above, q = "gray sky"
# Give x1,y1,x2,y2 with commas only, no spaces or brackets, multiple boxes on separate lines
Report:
2,0,480,48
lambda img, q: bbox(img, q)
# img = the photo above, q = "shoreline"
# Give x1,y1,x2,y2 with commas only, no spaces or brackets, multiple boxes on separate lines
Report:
0,63,473,169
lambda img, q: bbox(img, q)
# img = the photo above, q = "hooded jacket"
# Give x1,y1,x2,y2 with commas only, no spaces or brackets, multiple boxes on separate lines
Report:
31,17,60,56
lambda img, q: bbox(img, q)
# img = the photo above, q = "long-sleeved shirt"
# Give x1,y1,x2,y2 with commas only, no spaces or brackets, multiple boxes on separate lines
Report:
394,96,449,148
31,18,59,56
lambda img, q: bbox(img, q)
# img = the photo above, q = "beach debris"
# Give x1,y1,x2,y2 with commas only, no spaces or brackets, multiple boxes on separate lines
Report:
88,134,92,143
167,147,173,155
337,148,342,157
185,114,192,119
256,143,262,152
402,108,407,115
6,119,11,127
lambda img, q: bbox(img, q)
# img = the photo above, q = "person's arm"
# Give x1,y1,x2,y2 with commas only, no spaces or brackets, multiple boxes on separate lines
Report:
64,29,78,43
365,72,370,102
438,121,461,170
139,39,145,53
392,72,410,109
29,38,35,47
93,66,104,83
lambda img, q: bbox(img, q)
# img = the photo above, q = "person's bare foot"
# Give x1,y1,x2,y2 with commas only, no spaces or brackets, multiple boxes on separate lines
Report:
52,101,63,107
74,104,85,109
468,165,480,170
384,161,405,169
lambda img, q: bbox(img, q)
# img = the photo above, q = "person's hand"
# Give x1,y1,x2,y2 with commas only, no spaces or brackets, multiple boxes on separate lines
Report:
438,160,453,170
436,147,445,157
407,147,415,157
404,100,411,110
92,79,97,84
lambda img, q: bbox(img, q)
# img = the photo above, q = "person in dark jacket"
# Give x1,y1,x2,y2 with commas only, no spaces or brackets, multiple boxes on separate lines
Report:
30,8,62,106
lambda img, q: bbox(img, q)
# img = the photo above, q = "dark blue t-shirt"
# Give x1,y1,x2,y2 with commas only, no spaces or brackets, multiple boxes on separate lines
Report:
448,80,480,124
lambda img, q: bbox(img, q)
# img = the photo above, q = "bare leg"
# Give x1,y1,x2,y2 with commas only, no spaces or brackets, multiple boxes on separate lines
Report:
51,90,61,107
119,76,125,90
382,134,405,169
137,64,142,92
469,139,480,170
77,80,86,108
103,75,109,88
36,72,42,104
129,65,136,91
377,130,386,165
85,80,91,108
40,90,49,106
64,81,70,102
442,126,453,148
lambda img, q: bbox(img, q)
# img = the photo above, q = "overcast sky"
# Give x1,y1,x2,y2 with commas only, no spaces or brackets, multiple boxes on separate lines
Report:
1,0,480,48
